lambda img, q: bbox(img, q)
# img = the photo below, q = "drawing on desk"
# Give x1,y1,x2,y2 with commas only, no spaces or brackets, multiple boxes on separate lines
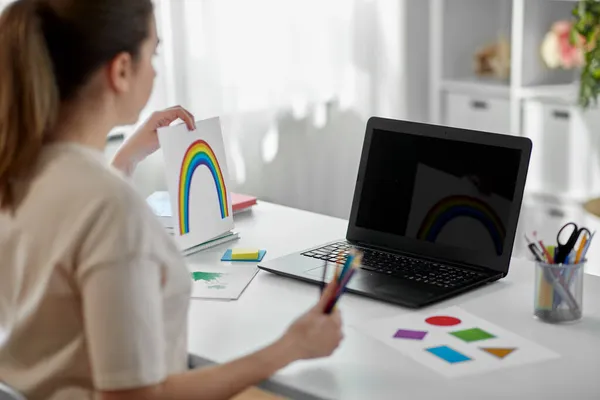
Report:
158,117,234,252
192,272,227,289
352,306,560,378
190,265,259,300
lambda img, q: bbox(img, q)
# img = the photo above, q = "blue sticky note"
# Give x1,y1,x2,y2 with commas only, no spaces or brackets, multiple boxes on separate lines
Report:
221,249,266,262
426,345,471,364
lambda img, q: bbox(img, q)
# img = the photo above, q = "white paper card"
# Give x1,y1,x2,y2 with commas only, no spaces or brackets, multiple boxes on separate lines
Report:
352,306,560,378
190,266,258,300
158,117,234,251
146,191,173,217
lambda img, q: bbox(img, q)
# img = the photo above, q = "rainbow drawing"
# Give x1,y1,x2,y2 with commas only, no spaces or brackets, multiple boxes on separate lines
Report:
417,196,506,255
178,140,229,235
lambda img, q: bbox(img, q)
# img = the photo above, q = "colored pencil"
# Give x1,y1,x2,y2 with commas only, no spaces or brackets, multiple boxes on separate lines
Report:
335,250,345,281
338,250,356,283
325,252,362,314
533,231,553,263
575,233,588,264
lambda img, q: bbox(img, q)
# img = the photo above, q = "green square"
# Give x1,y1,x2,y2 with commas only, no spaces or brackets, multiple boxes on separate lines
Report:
450,327,495,343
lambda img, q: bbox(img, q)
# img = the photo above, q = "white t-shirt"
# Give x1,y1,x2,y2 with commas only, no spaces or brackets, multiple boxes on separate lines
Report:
0,143,191,399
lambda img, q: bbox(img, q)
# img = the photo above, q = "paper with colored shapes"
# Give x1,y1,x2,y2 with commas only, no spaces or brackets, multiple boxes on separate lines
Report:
158,117,234,251
351,306,560,378
189,265,258,300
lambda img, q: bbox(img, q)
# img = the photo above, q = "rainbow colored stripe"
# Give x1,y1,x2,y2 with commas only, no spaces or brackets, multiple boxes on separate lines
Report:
417,196,506,255
178,140,229,235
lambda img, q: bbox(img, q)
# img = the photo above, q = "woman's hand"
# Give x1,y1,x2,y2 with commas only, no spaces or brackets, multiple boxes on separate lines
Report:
111,106,196,175
281,281,344,360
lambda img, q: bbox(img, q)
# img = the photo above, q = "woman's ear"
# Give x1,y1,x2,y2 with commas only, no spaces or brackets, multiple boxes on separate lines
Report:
106,52,134,94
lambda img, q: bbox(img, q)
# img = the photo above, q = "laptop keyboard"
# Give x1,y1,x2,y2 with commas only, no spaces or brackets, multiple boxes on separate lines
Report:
301,241,486,289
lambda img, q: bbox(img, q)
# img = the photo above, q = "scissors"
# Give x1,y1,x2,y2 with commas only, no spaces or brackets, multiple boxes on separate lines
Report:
555,222,592,264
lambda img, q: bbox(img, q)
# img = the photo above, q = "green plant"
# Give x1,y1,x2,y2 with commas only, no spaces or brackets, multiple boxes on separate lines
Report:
572,0,600,109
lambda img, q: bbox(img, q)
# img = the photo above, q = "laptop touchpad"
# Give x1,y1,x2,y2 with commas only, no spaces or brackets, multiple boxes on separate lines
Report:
373,282,435,300
305,266,337,280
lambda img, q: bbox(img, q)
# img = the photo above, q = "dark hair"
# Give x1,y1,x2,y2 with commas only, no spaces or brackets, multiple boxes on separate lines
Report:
0,0,154,210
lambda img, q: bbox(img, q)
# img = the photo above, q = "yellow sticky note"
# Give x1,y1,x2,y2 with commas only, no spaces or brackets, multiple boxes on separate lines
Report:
231,249,260,260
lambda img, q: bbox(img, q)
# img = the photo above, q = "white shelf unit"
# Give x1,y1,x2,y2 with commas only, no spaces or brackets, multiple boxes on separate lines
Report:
430,0,600,201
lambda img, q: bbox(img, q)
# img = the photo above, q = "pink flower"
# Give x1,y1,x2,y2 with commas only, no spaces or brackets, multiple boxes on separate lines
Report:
541,20,586,70
552,21,584,69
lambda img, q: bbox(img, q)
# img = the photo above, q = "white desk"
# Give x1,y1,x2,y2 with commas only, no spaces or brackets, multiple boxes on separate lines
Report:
185,202,600,400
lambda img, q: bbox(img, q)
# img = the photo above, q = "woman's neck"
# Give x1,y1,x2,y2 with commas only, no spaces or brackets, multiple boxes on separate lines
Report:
49,98,116,151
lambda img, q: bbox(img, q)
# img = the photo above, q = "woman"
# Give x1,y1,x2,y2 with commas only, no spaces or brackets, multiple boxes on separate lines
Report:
0,1,343,399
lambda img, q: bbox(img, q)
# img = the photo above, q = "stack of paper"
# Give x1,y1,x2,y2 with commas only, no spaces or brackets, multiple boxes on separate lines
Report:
180,231,240,257
155,117,239,256
146,191,241,255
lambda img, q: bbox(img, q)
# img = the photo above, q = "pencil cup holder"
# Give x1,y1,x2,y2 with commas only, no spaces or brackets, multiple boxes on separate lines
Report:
534,262,584,323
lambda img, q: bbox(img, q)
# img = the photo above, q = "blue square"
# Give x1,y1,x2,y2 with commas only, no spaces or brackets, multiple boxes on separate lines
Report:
426,346,471,364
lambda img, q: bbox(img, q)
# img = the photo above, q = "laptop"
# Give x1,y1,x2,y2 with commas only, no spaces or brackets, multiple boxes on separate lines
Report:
258,117,532,308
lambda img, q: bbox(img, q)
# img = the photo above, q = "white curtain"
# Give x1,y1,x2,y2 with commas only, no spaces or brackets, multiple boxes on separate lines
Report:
157,0,411,118
148,0,411,218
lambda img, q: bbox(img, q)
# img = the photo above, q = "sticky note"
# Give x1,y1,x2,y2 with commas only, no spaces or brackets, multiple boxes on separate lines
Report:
231,249,260,260
221,249,266,262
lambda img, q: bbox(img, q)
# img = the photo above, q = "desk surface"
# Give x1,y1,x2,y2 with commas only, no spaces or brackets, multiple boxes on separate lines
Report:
185,202,600,400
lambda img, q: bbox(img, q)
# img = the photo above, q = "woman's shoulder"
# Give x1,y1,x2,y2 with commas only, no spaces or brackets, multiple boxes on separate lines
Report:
16,143,156,243
37,143,144,207
29,144,181,262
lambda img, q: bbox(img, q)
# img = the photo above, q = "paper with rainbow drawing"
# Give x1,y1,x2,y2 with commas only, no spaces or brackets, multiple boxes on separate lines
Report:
158,117,234,251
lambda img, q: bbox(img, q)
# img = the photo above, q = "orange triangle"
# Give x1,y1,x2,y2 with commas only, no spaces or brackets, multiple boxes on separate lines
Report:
481,347,516,359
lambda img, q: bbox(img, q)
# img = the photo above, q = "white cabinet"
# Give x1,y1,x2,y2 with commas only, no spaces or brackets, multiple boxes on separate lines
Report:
522,99,600,200
444,92,511,134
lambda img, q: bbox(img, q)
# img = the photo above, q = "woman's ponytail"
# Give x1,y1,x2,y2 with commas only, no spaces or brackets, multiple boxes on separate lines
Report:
0,0,58,211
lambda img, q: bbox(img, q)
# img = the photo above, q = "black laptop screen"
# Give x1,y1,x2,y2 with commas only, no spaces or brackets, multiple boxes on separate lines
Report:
354,128,522,260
